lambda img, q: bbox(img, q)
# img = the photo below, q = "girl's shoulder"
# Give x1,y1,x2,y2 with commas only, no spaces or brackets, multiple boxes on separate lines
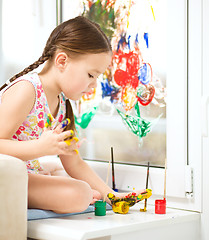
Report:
15,72,40,88
0,72,40,96
0,72,37,104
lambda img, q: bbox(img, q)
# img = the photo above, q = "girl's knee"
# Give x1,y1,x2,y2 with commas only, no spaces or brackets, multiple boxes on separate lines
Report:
75,180,93,210
59,179,93,213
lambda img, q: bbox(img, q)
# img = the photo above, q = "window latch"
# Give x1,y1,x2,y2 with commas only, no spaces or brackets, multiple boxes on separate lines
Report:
185,165,193,198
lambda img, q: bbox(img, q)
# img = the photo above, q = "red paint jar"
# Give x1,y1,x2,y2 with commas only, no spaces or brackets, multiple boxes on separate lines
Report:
155,199,166,214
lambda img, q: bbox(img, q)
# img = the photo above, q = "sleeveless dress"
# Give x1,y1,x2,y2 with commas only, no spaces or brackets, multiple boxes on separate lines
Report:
0,72,66,174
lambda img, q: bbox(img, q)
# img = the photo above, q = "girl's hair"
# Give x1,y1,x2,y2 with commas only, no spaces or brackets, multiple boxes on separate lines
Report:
0,16,112,132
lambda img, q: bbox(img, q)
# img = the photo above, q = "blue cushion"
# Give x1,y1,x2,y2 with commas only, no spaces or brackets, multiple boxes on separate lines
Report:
28,204,112,221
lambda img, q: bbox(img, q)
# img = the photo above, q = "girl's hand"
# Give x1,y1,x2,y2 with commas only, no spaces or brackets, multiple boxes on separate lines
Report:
90,189,102,205
106,189,147,205
38,120,78,156
114,189,146,200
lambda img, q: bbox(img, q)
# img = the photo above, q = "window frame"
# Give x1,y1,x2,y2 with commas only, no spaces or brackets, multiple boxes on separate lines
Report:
0,0,202,212
85,0,202,212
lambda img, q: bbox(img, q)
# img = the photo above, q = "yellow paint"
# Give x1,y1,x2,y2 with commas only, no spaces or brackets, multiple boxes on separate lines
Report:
72,137,79,142
74,149,79,154
65,140,71,146
112,201,130,214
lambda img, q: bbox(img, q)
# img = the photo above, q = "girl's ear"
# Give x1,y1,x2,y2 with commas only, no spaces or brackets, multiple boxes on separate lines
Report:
54,52,69,71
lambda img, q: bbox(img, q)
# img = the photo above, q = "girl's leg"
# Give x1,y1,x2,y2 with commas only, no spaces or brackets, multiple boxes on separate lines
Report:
28,174,93,214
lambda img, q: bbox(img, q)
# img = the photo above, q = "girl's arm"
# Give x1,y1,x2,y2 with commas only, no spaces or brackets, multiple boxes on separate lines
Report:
0,130,75,161
60,153,114,201
0,81,36,140
0,81,74,161
60,148,146,202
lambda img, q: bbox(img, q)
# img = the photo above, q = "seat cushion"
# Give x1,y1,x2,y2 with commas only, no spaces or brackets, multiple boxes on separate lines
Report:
28,204,112,220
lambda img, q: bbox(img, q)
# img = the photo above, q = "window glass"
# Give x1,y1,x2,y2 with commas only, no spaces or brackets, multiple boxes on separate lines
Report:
0,0,56,85
63,0,167,167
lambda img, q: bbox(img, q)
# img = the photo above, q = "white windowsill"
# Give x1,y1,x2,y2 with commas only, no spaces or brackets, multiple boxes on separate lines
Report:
27,203,200,240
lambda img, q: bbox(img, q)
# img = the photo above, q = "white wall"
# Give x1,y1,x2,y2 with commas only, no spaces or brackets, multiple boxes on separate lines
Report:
0,0,56,85
201,0,209,239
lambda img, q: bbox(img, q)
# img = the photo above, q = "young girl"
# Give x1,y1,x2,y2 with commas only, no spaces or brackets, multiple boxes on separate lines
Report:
0,16,144,213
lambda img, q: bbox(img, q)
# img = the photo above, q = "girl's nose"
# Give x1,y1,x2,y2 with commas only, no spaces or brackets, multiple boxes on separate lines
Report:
89,79,97,89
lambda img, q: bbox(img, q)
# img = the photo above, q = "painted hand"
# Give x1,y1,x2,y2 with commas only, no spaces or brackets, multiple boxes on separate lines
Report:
107,189,152,214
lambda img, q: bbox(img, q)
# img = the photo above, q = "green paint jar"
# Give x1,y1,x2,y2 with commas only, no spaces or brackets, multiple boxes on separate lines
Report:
95,200,106,216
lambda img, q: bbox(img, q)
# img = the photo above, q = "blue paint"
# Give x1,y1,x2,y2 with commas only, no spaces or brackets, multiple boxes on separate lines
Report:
138,63,150,85
101,79,119,103
144,32,149,48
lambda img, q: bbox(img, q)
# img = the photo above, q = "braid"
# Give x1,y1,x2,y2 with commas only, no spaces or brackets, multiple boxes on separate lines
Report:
0,83,7,91
0,31,58,91
0,55,49,91
9,55,49,82
65,99,76,133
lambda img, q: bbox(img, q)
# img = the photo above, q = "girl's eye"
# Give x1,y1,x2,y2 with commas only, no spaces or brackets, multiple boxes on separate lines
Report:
88,73,94,78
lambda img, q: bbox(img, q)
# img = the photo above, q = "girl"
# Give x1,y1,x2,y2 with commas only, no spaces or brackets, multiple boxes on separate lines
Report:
0,16,144,213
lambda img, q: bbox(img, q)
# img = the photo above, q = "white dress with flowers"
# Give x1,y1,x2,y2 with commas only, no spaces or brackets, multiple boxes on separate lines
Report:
0,72,66,174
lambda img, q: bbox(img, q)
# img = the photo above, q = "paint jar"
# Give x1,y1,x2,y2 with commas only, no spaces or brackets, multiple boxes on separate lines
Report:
112,201,130,214
95,200,106,216
155,199,166,214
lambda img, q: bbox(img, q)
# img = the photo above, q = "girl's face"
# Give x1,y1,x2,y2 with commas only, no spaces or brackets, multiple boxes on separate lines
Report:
60,52,112,100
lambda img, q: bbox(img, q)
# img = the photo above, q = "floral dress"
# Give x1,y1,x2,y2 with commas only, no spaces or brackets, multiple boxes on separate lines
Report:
0,72,66,174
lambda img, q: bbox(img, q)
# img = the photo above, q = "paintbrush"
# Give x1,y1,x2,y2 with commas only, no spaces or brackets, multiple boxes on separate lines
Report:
164,158,167,200
140,162,150,212
104,156,111,202
111,147,116,190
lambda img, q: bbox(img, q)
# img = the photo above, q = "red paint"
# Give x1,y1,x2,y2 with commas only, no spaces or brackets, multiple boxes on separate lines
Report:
126,52,140,75
155,199,166,214
137,84,155,106
114,69,129,87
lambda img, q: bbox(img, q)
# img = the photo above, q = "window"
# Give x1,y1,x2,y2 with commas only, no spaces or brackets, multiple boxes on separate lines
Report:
63,0,167,167
0,0,56,85
62,0,201,212
0,0,202,212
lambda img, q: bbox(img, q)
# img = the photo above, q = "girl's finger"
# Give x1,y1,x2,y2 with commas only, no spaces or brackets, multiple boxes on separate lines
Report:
74,149,79,154
64,137,79,155
58,130,74,141
58,142,79,155
64,137,79,146
45,113,53,129
54,118,71,134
